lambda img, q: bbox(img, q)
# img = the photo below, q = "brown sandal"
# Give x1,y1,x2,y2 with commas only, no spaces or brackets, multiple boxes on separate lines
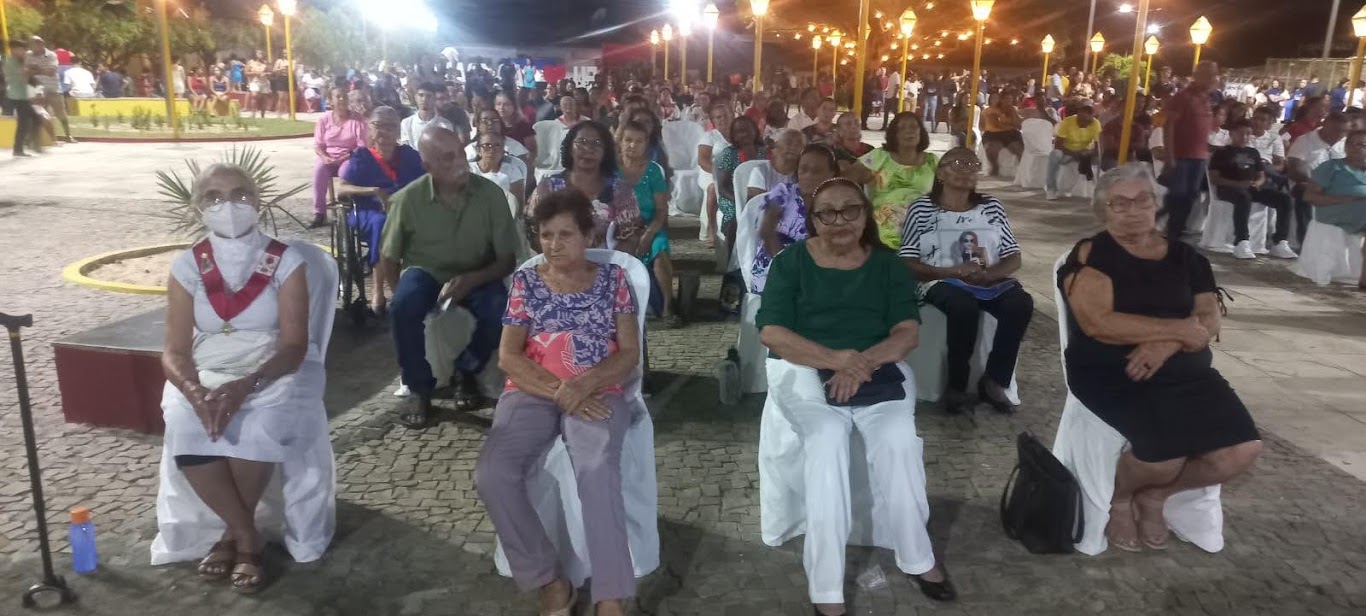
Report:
230,552,268,594
196,540,236,580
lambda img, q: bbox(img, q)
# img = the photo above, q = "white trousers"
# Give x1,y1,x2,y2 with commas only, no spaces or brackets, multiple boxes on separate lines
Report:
768,360,937,604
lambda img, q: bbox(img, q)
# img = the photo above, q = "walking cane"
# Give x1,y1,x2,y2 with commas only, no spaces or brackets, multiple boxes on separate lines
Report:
0,312,78,608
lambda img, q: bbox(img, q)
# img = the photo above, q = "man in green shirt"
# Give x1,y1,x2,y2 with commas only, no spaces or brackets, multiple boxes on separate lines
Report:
379,126,520,427
3,39,39,157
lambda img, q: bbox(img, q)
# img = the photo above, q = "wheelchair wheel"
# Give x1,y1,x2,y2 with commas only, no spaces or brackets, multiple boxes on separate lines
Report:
331,207,361,325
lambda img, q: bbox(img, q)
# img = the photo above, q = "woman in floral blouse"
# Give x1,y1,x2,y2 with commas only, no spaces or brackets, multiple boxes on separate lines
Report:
477,189,641,616
527,121,645,251
751,145,840,293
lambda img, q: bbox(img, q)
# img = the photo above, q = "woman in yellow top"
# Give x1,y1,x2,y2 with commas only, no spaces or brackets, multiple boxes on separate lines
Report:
981,91,1025,177
846,111,940,248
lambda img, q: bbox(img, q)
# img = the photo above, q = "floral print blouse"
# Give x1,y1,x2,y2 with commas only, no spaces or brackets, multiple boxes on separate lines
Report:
751,182,809,294
502,263,637,394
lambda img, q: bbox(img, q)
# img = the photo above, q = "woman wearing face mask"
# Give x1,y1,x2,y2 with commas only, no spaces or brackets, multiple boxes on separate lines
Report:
846,111,940,248
154,164,327,594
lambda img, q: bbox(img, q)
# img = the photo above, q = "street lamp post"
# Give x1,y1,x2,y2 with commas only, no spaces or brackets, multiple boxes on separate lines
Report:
829,30,842,94
752,0,769,92
1347,8,1366,108
0,0,9,53
663,24,674,81
1089,32,1105,76
258,5,274,62
852,0,871,115
278,0,297,121
679,18,692,84
155,0,180,138
966,0,993,151
898,9,916,112
650,29,660,79
1143,35,1159,92
1040,35,1055,96
812,35,822,87
1117,0,1151,164
703,3,719,83
1189,16,1211,73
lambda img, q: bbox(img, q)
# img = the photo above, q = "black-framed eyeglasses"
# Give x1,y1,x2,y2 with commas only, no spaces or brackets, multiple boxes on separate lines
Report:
477,142,502,151
941,158,982,172
1107,193,1157,213
812,205,863,225
573,138,605,151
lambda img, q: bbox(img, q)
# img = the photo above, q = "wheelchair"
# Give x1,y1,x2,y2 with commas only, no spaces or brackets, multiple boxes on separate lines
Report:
328,196,373,327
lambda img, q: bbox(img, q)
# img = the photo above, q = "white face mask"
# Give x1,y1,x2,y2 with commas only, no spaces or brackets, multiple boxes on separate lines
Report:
202,200,259,238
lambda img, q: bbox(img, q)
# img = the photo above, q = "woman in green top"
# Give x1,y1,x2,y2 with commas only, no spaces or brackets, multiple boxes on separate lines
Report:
755,178,956,615
618,119,680,326
846,111,940,248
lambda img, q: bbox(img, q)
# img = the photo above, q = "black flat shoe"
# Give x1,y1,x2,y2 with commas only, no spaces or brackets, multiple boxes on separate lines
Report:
397,395,432,429
977,378,1018,415
453,375,483,411
942,389,972,415
912,574,958,602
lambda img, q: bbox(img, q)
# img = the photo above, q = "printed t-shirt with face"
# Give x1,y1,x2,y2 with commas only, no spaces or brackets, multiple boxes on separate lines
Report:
897,195,1020,299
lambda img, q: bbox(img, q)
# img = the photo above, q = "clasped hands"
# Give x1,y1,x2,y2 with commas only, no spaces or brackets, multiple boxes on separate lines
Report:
953,261,994,287
548,377,614,421
187,378,255,441
824,350,880,405
1124,317,1210,382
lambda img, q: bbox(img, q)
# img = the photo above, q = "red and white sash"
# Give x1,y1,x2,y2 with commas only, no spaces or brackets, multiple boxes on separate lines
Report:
193,237,289,324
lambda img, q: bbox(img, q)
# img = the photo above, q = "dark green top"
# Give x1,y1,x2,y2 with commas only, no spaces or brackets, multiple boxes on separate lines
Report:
755,240,920,357
380,173,520,283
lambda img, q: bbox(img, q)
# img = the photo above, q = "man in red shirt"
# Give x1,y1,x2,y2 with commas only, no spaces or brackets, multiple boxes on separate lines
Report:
1161,61,1218,240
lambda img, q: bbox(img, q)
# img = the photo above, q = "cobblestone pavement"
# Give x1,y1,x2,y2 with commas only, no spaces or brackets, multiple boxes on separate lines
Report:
0,138,1364,615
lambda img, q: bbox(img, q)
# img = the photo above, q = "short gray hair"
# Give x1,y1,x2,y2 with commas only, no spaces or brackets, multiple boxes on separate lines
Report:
1092,162,1159,221
190,163,259,208
370,105,399,123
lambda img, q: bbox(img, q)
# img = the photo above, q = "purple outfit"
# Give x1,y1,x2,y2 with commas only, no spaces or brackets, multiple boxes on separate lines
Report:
339,144,425,265
476,262,640,604
751,182,810,294
313,111,368,216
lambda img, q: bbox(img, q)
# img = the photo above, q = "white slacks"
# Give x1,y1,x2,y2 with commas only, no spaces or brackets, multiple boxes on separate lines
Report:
767,359,937,604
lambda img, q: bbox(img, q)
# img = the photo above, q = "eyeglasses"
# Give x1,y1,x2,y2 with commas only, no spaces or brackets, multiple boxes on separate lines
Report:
573,138,605,151
477,143,503,151
203,194,254,208
1107,193,1157,213
941,158,982,172
812,205,864,225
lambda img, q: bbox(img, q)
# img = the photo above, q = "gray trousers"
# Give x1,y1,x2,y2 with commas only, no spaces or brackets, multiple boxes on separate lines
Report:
476,390,635,603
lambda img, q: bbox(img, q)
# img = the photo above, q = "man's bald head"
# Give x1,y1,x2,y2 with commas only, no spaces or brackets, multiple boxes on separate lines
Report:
418,126,470,188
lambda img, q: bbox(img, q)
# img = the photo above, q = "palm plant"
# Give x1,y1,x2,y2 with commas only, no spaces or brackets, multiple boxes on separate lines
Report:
155,145,311,238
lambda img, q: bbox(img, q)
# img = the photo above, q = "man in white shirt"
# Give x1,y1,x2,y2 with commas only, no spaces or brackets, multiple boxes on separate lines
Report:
745,129,804,202
1249,106,1286,172
26,36,73,142
1287,111,1348,245
400,82,455,146
787,87,822,132
62,57,97,98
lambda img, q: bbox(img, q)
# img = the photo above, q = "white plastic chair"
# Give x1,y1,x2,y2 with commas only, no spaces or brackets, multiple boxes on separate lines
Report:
492,249,660,588
1013,118,1054,189
729,160,772,270
1049,253,1224,556
1200,174,1272,254
151,240,339,565
735,194,769,394
532,119,567,181
1292,211,1365,285
663,120,706,216
907,303,1021,405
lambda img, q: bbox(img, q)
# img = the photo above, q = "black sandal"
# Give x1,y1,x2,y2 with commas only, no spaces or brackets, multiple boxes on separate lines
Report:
197,539,236,581
398,396,432,429
911,573,958,602
453,376,482,412
230,552,268,594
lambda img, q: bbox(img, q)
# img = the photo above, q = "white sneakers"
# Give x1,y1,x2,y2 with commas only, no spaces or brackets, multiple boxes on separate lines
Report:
1268,240,1299,259
1044,189,1060,201
1232,240,1257,260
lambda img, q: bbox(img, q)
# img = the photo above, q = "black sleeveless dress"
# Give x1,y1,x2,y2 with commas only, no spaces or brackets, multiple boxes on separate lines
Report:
1057,232,1259,463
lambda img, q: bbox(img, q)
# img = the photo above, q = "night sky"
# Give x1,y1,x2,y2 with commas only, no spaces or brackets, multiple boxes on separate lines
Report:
217,0,1342,70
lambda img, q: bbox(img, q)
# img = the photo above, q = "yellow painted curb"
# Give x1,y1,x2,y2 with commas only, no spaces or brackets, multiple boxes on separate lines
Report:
62,243,189,295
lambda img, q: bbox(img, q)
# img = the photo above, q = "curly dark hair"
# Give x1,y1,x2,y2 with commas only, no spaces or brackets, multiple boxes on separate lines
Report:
884,111,931,154
530,189,596,237
806,177,885,251
729,115,764,150
560,120,618,176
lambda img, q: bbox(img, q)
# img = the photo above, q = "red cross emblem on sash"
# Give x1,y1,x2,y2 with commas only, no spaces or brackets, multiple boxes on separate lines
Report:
193,238,290,326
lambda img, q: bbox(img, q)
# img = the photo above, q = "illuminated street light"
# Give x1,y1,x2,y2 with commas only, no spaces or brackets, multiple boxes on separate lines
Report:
650,29,660,78
829,30,843,92
1040,34,1055,93
1117,0,1152,164
1348,8,1366,107
1147,22,1161,34
703,3,718,82
278,0,297,120
1143,35,1159,91
898,8,916,112
1088,31,1105,75
258,5,274,61
663,23,673,80
1118,3,1133,13
679,15,692,83
752,0,769,91
966,0,994,151
1189,15,1212,71
812,35,822,85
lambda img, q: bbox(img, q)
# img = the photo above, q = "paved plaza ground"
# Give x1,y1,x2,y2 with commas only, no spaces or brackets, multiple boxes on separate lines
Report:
0,134,1364,615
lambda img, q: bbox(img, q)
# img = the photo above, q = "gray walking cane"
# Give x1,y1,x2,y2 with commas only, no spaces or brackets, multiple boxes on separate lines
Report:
0,312,78,608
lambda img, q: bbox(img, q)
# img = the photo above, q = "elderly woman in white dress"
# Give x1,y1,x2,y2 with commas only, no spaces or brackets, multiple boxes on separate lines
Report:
470,130,527,212
156,164,325,593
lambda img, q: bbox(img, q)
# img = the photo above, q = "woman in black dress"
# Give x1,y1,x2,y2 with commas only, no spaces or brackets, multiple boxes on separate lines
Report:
1058,163,1262,552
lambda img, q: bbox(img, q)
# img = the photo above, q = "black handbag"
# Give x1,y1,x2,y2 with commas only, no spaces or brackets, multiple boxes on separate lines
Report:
815,363,906,407
999,432,1085,554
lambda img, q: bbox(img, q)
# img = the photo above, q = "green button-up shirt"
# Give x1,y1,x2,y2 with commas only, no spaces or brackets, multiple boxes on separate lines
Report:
380,173,520,283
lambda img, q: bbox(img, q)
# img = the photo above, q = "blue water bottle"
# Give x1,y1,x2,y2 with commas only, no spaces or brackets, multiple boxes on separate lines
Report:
69,507,98,573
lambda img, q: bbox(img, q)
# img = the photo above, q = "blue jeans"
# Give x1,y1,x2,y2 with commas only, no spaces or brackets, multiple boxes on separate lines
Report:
390,269,508,398
1162,158,1209,240
922,96,939,132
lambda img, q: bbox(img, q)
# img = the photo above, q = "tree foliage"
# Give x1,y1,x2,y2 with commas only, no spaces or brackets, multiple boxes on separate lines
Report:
29,0,213,68
292,5,436,71
6,1,46,41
